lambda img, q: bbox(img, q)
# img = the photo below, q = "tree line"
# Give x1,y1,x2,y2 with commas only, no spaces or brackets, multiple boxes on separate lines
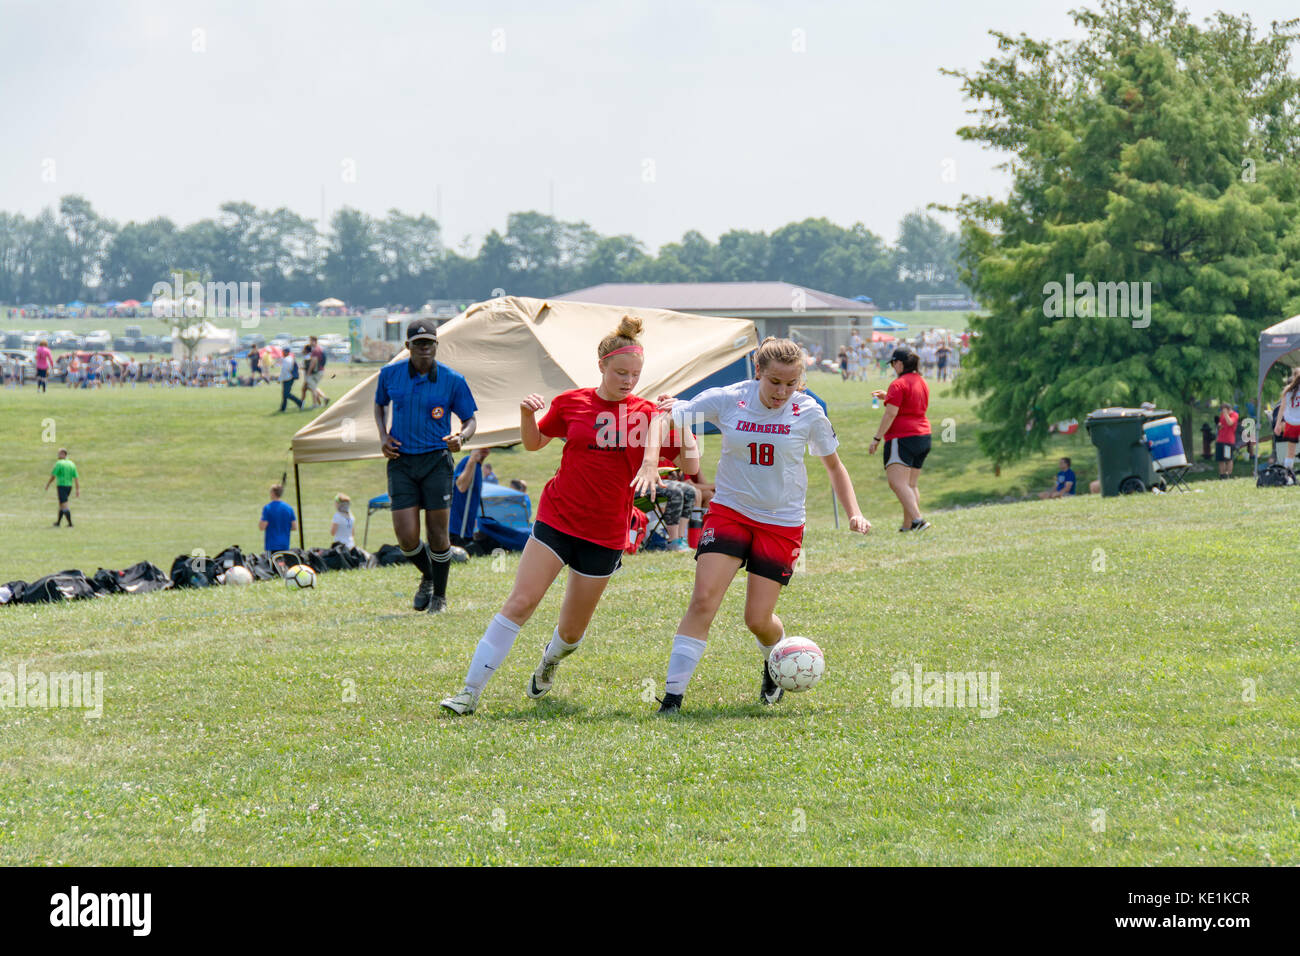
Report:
0,199,965,310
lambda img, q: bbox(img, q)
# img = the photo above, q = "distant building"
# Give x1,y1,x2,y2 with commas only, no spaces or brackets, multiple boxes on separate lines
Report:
551,281,874,341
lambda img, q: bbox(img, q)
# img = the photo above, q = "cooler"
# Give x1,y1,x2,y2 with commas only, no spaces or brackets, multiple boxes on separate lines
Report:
1143,416,1187,469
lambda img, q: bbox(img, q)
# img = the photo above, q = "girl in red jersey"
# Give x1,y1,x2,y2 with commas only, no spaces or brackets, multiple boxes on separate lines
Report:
632,337,871,714
869,345,932,531
440,316,696,716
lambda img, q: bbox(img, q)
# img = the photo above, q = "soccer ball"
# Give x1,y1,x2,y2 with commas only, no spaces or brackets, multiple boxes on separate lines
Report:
223,566,253,586
767,636,825,692
284,564,317,589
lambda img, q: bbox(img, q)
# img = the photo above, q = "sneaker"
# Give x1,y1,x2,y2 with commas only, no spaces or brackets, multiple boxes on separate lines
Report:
911,519,931,532
760,660,784,705
667,537,691,552
656,692,684,714
413,577,436,611
428,594,447,614
526,643,561,699
439,687,478,716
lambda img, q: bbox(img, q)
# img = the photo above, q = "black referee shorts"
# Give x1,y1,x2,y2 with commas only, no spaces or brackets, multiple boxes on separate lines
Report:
57,485,72,503
387,450,453,511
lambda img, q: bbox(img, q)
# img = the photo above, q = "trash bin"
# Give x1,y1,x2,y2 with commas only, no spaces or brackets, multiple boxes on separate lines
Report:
1084,407,1171,496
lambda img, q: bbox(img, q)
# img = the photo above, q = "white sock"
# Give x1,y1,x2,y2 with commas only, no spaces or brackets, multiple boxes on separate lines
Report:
544,626,583,662
464,614,522,693
755,633,783,659
1286,457,1294,469
665,634,707,695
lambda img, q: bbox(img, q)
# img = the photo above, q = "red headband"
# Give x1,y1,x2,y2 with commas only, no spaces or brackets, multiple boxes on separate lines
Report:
604,345,644,359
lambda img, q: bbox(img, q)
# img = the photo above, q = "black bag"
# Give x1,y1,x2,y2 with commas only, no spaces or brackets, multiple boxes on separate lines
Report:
114,561,172,594
321,543,364,571
304,548,331,573
1257,463,1296,487
376,543,409,567
248,552,281,581
18,570,98,603
212,546,250,574
1,581,28,604
170,553,214,588
351,546,378,569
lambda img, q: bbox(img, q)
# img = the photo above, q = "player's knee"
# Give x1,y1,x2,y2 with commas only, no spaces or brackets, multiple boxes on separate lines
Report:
502,592,540,622
744,610,774,635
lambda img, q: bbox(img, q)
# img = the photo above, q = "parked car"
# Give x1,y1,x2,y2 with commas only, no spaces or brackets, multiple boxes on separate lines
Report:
3,332,21,349
83,330,112,348
50,330,80,349
124,325,143,338
113,337,136,352
136,335,161,353
238,333,266,349
1,349,36,382
21,330,50,347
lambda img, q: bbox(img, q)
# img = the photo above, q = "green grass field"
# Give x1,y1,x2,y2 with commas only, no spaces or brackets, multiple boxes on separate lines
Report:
1,373,1295,865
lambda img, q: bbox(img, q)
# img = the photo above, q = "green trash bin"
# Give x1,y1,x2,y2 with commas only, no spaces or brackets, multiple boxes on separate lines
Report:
1084,407,1169,496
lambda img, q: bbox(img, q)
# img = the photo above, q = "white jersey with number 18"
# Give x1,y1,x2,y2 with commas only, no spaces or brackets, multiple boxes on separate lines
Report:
673,380,839,527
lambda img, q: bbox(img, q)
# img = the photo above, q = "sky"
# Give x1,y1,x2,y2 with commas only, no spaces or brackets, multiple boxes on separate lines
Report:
1,0,1296,250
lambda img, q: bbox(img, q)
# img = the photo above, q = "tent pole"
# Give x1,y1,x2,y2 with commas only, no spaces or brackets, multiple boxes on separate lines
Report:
295,463,304,550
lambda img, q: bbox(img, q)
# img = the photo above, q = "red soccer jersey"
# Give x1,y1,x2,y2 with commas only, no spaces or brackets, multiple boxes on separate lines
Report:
1217,409,1239,444
884,372,931,438
536,389,679,550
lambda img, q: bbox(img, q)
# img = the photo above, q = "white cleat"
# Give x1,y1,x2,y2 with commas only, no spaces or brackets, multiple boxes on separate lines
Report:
526,643,561,699
439,687,479,715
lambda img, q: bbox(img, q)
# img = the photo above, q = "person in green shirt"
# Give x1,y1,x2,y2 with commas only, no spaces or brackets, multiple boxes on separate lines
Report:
44,448,80,527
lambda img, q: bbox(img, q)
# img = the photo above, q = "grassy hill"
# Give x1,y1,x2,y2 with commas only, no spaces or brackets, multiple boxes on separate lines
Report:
0,370,1293,865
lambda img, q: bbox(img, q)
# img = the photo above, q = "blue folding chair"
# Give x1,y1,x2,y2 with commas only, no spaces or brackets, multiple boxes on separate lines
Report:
363,493,390,550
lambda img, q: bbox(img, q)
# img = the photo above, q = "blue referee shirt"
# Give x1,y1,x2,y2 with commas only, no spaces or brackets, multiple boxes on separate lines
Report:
374,359,478,454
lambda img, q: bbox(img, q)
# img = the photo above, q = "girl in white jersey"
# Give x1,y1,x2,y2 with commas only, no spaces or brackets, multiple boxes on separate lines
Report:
1273,368,1300,469
633,337,872,714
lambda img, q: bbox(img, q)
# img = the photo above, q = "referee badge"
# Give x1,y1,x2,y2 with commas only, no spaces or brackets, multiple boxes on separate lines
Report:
431,406,445,419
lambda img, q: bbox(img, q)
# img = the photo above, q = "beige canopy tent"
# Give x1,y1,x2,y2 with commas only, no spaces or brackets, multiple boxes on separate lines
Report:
287,295,758,545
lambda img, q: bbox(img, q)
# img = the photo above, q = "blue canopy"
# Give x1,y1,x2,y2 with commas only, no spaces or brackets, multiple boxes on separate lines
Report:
291,301,310,308
67,300,86,309
873,315,907,330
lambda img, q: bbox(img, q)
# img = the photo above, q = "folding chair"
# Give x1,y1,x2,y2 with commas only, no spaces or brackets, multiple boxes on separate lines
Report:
1156,462,1192,492
633,468,681,548
362,493,390,550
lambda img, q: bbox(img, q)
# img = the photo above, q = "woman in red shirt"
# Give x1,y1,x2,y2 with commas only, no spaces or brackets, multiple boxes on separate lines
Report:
441,315,697,716
869,346,932,531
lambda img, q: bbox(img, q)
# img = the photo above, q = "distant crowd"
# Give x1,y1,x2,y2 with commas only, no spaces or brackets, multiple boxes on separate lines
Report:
800,328,971,383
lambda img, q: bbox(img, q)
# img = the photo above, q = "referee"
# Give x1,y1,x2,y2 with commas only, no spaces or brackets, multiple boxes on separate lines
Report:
374,318,479,613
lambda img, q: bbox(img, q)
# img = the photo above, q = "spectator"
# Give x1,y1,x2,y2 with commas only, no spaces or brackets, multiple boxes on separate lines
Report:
1039,457,1077,499
509,478,528,493
259,483,297,552
301,336,329,408
450,448,489,547
330,494,355,548
482,463,499,485
249,346,263,383
1216,402,1239,478
650,457,696,551
278,349,303,412
869,346,931,531
838,347,849,381
936,343,951,381
1272,369,1300,471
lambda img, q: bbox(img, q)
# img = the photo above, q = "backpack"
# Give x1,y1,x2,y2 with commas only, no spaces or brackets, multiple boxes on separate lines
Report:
375,543,409,567
170,553,214,588
1256,463,1296,487
626,509,649,555
289,356,299,381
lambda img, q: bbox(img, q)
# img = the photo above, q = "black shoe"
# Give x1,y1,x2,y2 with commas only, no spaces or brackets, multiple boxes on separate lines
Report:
428,594,447,614
413,578,436,611
911,519,931,531
656,692,684,714
760,660,784,706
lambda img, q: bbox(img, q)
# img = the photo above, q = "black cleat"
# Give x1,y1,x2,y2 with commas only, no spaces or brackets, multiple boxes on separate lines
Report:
413,578,436,611
656,692,684,714
911,518,931,532
428,594,447,614
760,660,784,706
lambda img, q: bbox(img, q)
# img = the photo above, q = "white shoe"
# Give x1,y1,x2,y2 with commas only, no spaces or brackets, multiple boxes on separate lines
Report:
439,687,479,715
526,643,561,699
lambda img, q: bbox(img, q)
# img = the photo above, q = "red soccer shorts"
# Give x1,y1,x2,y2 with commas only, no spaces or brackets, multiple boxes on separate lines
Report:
696,502,804,586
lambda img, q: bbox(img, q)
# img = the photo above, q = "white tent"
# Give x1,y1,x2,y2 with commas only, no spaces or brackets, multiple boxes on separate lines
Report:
286,296,758,544
172,321,236,359
291,295,757,463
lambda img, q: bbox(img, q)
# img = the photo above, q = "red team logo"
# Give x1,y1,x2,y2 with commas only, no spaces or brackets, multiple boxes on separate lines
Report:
700,528,716,546
791,403,800,415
